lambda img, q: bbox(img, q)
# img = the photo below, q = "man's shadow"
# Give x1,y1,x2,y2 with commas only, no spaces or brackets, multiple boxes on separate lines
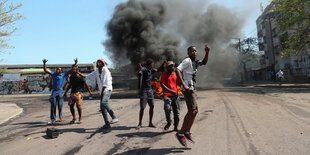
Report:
115,147,191,155
115,130,174,138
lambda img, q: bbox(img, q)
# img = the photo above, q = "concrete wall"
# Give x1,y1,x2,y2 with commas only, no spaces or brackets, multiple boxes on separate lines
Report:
0,75,97,95
0,75,49,94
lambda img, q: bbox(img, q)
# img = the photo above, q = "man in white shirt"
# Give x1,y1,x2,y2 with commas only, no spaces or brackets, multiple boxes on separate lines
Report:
276,69,284,85
79,59,119,129
175,45,210,147
276,70,283,79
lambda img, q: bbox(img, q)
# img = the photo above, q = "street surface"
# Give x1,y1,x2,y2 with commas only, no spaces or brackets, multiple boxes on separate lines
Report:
0,82,310,155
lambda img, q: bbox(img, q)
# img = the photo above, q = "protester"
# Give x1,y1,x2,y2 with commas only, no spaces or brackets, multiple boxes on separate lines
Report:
136,59,166,129
79,59,118,129
175,45,210,147
64,65,92,124
43,58,77,125
160,61,180,131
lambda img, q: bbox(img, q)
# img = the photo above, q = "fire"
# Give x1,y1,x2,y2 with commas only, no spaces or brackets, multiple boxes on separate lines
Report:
151,81,163,98
151,81,183,98
177,85,182,95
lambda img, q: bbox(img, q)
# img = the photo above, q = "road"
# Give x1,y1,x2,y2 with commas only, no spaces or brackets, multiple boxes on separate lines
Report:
0,83,310,155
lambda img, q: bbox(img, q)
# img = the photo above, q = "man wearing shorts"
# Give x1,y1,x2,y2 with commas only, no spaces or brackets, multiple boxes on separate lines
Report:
64,65,92,124
175,45,210,147
160,61,180,131
136,59,166,129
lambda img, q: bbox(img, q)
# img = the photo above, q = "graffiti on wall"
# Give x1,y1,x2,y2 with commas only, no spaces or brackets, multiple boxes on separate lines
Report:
25,76,49,93
0,75,98,94
0,76,49,94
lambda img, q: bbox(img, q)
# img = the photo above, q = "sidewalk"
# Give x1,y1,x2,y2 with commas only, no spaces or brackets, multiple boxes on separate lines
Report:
233,80,310,87
0,103,23,125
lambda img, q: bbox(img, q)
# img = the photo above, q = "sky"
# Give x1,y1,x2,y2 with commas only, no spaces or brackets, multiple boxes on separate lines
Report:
1,0,270,66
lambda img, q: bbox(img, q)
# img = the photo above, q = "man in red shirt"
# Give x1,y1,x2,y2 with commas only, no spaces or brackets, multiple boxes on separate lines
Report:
160,61,180,131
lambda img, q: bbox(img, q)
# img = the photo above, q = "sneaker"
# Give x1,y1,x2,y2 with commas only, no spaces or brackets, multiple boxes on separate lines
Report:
47,121,56,125
184,132,195,143
164,123,171,130
110,118,119,124
69,119,76,124
173,126,178,132
175,133,187,147
102,124,111,129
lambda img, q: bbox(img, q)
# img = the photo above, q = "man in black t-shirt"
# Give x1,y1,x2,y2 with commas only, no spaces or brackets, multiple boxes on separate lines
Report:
136,59,166,129
64,65,92,124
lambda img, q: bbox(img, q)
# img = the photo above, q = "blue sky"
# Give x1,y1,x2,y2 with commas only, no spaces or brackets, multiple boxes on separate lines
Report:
1,0,270,66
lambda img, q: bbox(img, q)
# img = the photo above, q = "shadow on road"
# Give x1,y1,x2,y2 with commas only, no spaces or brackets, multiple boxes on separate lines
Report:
101,126,137,134
115,147,191,155
197,84,310,95
12,121,71,129
115,130,173,138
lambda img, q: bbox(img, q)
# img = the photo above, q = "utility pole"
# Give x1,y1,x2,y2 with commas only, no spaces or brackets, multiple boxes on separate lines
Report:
232,37,246,82
268,16,276,72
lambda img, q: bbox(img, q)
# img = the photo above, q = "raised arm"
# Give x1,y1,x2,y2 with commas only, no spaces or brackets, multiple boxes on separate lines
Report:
74,58,78,65
68,58,79,75
154,59,167,72
42,59,52,75
78,68,97,79
136,64,143,76
77,71,86,78
201,45,210,65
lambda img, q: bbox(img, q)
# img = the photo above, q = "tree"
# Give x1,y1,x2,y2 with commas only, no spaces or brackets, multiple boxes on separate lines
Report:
0,0,23,60
272,0,310,57
233,37,262,80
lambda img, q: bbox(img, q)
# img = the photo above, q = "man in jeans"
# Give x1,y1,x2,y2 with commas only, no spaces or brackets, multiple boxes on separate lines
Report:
43,58,77,125
175,45,210,147
160,61,180,131
79,59,118,129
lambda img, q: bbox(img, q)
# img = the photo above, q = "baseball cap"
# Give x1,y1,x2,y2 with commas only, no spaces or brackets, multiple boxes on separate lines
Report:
167,61,175,66
97,58,106,64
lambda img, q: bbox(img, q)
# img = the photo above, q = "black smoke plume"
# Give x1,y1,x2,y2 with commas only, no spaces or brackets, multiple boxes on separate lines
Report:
104,0,180,66
105,0,247,84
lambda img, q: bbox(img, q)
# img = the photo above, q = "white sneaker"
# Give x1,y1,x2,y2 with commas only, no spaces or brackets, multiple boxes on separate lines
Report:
110,118,119,124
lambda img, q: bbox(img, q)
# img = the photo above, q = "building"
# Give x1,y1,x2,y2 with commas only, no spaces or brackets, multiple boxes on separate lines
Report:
256,2,310,81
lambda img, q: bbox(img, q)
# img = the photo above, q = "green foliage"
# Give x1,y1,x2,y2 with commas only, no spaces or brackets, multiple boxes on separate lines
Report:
272,0,310,56
239,37,262,64
0,0,23,57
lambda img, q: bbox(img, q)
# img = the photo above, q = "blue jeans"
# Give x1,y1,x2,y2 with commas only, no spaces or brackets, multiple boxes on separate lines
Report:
100,90,116,125
49,89,64,121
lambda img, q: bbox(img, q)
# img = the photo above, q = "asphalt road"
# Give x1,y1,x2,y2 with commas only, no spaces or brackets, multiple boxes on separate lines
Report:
0,83,309,155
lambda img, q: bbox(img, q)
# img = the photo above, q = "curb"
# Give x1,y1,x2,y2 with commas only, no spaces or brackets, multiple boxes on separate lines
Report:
0,103,23,125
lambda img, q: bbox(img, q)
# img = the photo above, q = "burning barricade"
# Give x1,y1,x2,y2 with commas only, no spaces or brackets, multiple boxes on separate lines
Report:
151,81,183,99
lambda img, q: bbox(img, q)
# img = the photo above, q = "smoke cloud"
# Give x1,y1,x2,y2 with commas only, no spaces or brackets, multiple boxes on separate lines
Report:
104,0,246,84
104,0,180,66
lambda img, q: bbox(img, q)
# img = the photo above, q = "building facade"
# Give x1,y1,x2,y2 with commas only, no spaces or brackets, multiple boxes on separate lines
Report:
256,2,310,81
